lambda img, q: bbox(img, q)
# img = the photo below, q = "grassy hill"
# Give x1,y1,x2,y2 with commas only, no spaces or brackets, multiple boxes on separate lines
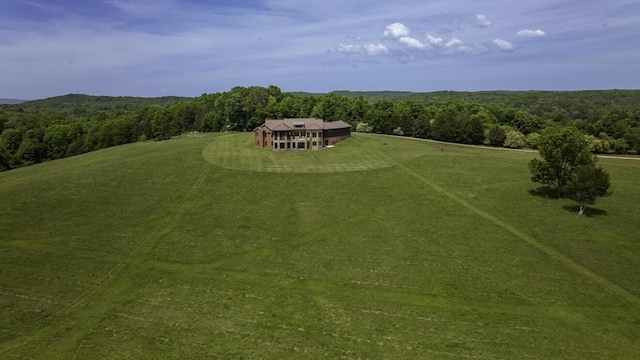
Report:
1,133,639,359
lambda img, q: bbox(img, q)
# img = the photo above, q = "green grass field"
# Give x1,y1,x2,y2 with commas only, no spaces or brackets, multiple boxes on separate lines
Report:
1,132,639,359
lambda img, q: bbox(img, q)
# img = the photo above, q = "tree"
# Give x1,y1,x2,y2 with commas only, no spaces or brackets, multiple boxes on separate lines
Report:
486,125,506,146
277,95,302,119
356,122,372,133
392,127,404,136
495,108,543,135
0,145,11,171
44,123,75,159
624,127,640,154
503,130,526,148
431,104,460,142
611,138,629,154
390,102,413,133
460,115,485,144
311,94,346,122
17,128,46,164
0,128,22,154
410,115,431,139
528,126,594,196
365,100,394,134
344,96,369,124
525,132,540,149
565,165,611,215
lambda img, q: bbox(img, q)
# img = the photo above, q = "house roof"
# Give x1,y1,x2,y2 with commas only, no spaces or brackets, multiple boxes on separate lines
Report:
258,118,351,131
263,118,324,131
323,120,351,130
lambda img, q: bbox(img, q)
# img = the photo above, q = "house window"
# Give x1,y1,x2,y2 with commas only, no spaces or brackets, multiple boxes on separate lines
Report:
312,132,317,138
312,141,317,146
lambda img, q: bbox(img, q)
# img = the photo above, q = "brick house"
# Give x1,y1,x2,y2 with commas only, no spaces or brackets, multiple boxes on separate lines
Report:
254,118,351,150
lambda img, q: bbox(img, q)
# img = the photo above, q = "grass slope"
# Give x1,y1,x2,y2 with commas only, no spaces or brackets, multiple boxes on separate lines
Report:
1,133,639,359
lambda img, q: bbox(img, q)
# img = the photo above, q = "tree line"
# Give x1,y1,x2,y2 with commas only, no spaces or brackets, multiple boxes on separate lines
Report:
328,89,640,121
2,86,640,172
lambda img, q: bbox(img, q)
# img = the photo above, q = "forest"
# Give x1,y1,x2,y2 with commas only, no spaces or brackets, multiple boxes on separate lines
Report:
1,86,640,172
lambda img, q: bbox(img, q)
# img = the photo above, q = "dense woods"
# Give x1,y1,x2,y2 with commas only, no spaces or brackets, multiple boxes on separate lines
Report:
1,86,640,172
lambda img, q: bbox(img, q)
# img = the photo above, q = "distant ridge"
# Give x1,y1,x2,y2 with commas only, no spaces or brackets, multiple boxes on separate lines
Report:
9,94,192,115
0,98,28,104
20,93,191,105
291,89,640,110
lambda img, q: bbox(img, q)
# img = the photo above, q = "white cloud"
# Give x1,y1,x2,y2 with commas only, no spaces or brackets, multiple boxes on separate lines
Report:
363,43,388,55
424,35,464,52
399,36,427,50
426,34,443,46
383,22,410,38
475,14,493,27
516,29,546,37
381,23,428,51
335,43,388,56
445,37,463,47
493,39,514,51
335,44,361,53
457,44,488,55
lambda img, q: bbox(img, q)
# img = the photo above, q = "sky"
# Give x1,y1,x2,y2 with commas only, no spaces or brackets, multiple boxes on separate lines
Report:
0,0,639,99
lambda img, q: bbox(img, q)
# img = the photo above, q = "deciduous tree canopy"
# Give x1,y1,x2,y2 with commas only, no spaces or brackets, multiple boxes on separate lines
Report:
565,165,611,215
528,127,594,195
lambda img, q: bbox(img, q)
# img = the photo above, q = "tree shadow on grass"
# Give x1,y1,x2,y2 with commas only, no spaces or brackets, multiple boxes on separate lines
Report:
562,205,608,217
529,187,608,217
528,186,559,199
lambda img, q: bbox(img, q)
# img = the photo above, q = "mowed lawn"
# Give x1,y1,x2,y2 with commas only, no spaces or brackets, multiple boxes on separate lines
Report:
1,132,639,359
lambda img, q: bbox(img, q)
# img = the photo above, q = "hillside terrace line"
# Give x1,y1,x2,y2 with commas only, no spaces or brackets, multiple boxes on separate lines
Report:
254,118,351,150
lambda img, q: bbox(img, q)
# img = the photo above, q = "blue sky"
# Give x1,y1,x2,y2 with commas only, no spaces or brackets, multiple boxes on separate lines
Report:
0,0,638,99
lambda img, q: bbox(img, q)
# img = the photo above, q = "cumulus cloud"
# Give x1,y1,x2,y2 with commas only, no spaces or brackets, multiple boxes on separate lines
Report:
334,20,513,64
383,22,410,38
424,34,464,51
363,43,388,55
457,44,488,55
399,36,427,50
445,37,463,47
475,14,493,27
382,23,428,51
336,43,388,55
426,34,443,46
493,39,514,51
516,29,546,37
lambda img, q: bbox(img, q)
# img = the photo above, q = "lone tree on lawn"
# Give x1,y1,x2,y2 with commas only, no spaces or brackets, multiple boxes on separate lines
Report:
528,127,594,197
565,165,611,215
